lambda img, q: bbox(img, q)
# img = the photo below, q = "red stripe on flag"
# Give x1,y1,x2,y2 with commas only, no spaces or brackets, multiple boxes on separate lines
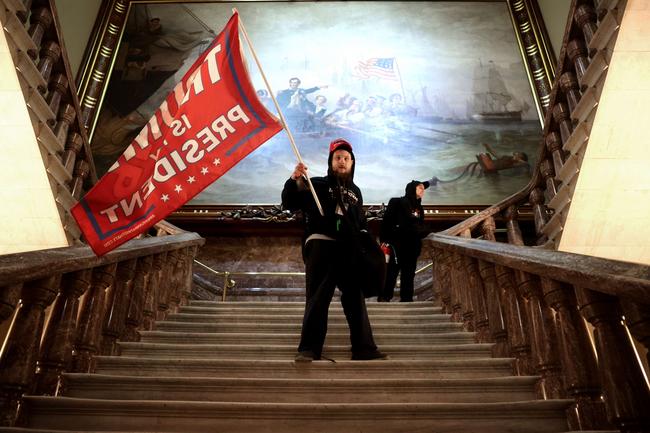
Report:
72,13,282,255
353,57,399,81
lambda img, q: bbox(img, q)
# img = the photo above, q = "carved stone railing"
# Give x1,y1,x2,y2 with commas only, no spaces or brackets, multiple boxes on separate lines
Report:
0,0,98,244
427,233,650,431
0,223,204,427
442,0,623,248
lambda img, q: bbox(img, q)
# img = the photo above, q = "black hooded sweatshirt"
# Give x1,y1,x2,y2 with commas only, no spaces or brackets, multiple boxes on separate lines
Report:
380,180,430,250
281,149,366,243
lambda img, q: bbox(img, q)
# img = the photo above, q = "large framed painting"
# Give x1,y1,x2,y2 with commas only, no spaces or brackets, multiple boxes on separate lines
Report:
87,1,551,207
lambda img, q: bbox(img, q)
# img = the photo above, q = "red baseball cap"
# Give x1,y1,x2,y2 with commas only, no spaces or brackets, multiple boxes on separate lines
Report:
329,138,352,153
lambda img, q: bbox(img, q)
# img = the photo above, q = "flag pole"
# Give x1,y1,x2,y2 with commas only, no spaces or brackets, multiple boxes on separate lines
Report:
393,57,407,103
233,8,324,217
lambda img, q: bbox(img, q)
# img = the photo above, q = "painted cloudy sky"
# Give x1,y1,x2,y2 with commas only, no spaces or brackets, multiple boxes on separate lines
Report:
154,1,538,121
109,2,542,205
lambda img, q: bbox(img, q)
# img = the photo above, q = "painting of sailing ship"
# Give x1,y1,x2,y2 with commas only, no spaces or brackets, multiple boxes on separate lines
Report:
469,60,526,122
90,1,543,206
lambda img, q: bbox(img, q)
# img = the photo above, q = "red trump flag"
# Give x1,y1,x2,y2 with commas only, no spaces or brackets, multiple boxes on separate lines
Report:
72,13,282,255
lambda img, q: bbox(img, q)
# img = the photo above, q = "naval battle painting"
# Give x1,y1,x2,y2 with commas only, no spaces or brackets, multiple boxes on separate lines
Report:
91,1,542,206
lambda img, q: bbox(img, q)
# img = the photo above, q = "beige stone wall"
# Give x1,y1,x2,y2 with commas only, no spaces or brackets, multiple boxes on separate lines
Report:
559,1,650,265
0,28,68,254
537,0,572,60
54,0,103,77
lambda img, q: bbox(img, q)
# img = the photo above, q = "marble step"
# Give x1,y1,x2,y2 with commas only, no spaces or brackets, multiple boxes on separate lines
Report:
188,300,434,308
0,425,619,433
165,312,453,324
212,289,309,301
117,342,494,360
155,319,464,333
17,397,573,433
61,373,539,404
138,330,476,345
222,294,308,301
178,302,442,315
199,294,432,301
94,356,515,379
3,429,618,433
206,293,433,302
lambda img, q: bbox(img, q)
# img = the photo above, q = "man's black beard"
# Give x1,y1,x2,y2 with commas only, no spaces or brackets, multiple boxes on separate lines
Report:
333,169,352,185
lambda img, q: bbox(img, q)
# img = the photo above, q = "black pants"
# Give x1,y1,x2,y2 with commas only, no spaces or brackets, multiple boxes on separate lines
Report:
298,239,377,357
380,244,419,302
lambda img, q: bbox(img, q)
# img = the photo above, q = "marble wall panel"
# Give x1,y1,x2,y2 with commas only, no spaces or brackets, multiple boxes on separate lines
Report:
195,236,305,290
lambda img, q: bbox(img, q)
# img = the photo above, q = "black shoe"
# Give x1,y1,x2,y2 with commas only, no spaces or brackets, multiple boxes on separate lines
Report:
351,350,389,361
294,350,320,362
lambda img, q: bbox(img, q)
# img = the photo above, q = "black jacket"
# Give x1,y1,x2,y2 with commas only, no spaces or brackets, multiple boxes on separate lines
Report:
282,175,367,242
380,181,430,249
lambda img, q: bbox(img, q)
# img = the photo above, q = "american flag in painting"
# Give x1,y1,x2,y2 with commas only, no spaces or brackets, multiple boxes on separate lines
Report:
353,57,399,80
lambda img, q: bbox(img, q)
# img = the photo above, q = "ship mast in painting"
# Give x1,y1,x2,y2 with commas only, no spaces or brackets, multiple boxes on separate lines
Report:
470,60,522,122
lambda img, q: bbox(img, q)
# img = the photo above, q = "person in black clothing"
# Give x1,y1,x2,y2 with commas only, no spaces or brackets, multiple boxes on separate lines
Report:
379,178,437,302
282,138,387,362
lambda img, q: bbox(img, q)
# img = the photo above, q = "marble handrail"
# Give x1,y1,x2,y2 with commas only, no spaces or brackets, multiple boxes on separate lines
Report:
426,233,650,430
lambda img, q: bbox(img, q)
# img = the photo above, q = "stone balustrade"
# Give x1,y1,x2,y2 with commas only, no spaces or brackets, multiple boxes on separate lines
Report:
0,0,98,245
427,233,650,431
0,225,204,426
441,0,625,250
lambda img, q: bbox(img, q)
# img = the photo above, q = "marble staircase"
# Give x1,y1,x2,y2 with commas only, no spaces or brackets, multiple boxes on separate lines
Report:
1,300,591,432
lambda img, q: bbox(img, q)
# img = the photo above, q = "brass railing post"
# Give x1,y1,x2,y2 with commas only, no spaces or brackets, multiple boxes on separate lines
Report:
222,272,230,302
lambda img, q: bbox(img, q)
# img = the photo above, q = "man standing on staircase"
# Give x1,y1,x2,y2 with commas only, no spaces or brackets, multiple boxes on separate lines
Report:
378,178,436,302
282,138,388,362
